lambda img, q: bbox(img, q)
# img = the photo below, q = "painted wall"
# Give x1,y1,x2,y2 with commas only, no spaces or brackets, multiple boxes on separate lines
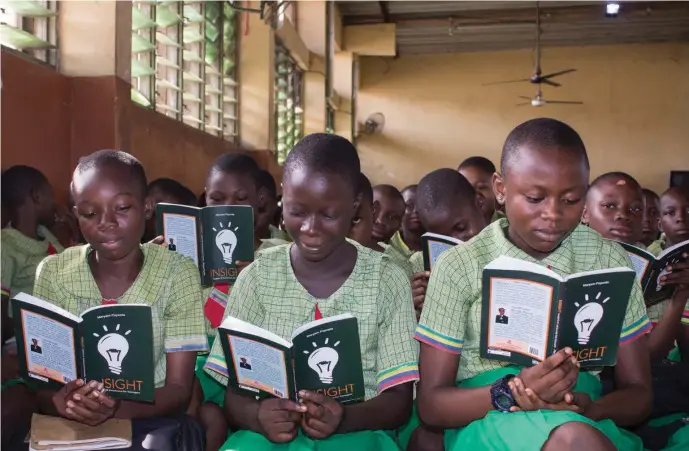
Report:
1,50,282,205
356,43,689,193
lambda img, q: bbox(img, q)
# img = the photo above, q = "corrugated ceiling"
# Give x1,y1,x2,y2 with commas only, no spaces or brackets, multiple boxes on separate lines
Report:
337,1,689,55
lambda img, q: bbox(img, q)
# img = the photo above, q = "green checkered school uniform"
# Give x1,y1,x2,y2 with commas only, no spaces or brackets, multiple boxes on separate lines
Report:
196,238,289,405
381,243,413,279
409,251,424,275
2,226,64,299
34,244,208,389
415,219,652,451
204,240,419,451
389,231,415,261
269,224,291,242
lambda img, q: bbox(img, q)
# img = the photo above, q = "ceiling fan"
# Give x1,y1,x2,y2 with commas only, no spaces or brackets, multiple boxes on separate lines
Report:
517,85,583,107
484,2,577,88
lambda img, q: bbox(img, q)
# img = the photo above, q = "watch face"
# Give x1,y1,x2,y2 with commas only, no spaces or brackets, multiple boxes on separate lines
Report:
494,392,514,411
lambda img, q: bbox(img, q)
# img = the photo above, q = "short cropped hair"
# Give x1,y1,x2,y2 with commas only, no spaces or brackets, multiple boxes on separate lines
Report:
1,165,51,209
417,168,476,214
589,172,641,192
147,178,197,206
74,149,147,196
257,170,277,200
458,156,496,174
501,118,589,177
284,133,360,196
208,153,261,189
357,173,373,205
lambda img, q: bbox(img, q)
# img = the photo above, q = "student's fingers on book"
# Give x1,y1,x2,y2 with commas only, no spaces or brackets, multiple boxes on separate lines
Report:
298,390,330,406
509,378,535,411
538,357,579,401
148,235,165,245
92,390,118,409
534,348,573,377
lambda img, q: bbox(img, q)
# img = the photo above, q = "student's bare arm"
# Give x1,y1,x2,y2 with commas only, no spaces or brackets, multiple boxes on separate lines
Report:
583,336,652,426
223,389,262,432
677,325,689,361
417,345,493,428
647,293,686,359
114,351,197,419
337,382,413,432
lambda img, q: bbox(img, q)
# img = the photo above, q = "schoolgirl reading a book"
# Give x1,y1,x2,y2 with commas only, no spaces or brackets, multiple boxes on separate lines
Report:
32,150,208,446
204,133,419,451
196,153,288,450
413,119,653,451
389,185,424,258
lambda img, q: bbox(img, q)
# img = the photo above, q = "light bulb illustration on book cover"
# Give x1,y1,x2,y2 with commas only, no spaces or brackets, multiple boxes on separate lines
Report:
214,221,240,265
93,324,131,375
304,337,340,384
573,292,609,345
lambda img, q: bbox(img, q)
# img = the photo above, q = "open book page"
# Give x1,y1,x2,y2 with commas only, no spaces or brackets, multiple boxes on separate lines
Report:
219,316,293,399
156,203,201,267
12,293,81,385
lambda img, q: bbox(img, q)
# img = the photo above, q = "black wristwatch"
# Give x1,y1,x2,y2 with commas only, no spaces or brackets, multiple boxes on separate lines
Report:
490,374,517,412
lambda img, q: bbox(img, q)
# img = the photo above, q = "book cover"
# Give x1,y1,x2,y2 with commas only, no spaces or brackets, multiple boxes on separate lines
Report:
620,240,689,306
11,294,83,388
157,204,255,285
11,294,155,402
217,317,295,400
291,314,365,405
421,233,463,271
201,205,254,284
80,305,155,402
218,314,365,404
480,257,634,368
557,268,636,367
156,204,203,268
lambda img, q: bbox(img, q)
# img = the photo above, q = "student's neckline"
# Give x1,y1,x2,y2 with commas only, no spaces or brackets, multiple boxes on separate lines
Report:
285,241,362,303
83,245,147,302
498,220,575,273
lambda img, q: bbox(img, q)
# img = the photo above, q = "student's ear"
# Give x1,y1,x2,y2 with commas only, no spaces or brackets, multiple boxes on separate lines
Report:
257,187,268,209
353,192,362,215
143,195,154,220
581,206,590,225
657,217,664,233
475,192,485,209
492,172,506,206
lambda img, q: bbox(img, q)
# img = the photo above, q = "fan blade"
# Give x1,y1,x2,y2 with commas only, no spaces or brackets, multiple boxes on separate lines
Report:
483,78,531,86
546,100,584,105
540,68,577,80
516,102,531,106
517,96,532,100
541,79,562,87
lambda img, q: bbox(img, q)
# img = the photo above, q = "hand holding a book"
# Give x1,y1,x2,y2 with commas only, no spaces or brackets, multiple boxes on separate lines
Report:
53,380,118,426
256,398,307,443
660,254,689,294
148,235,165,245
411,272,431,314
508,377,584,414
516,348,579,404
298,390,344,440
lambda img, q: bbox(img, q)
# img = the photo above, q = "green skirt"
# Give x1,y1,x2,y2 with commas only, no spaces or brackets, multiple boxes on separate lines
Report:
195,336,226,406
220,429,399,451
398,366,644,451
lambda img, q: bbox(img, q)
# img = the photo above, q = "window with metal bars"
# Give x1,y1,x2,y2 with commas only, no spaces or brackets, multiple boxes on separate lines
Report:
274,43,303,165
131,1,239,142
0,0,58,66
325,0,335,134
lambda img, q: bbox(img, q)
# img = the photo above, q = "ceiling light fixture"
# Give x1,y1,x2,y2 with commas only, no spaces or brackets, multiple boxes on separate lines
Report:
606,3,620,17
